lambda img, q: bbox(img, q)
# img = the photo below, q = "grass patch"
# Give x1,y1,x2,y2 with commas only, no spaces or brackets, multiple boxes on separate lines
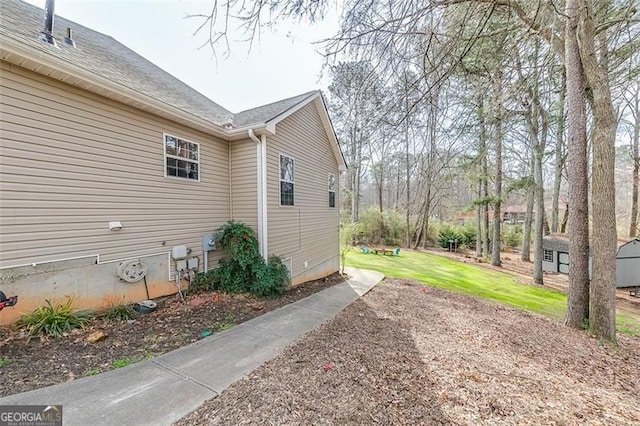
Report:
0,357,13,368
84,366,102,376
346,250,639,336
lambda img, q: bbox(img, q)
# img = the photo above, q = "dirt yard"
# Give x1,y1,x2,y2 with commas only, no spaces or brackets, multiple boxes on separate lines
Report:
177,279,640,426
0,273,344,397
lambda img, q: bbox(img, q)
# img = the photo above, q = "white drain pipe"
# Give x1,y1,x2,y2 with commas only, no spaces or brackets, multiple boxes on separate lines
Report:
248,129,268,260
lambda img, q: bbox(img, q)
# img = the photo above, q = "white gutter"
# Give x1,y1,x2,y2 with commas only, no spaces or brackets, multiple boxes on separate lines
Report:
248,129,268,260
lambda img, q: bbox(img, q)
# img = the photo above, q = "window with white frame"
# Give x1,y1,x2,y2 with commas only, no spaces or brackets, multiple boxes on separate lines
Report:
280,154,294,206
328,173,336,208
543,249,553,262
164,134,199,181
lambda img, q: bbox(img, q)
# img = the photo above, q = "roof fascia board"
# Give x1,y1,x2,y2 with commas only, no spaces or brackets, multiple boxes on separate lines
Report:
0,37,230,140
264,91,319,131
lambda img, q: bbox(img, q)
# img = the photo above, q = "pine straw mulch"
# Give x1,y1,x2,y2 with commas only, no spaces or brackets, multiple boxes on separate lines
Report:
0,273,344,397
177,278,640,426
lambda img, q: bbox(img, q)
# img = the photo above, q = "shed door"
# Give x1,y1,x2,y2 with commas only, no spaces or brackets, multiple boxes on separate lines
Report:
617,257,640,288
558,252,569,274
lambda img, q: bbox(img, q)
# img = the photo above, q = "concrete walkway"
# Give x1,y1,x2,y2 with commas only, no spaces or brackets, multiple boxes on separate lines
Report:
0,267,383,426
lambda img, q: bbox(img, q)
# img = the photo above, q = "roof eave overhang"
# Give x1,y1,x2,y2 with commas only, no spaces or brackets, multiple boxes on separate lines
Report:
1,37,348,165
0,36,233,140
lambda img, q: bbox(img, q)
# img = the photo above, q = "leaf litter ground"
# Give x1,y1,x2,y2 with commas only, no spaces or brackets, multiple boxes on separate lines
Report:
177,279,639,425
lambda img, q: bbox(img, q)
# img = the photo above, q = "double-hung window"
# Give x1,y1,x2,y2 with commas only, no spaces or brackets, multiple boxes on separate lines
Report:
543,249,553,262
164,134,199,181
328,173,336,208
280,154,294,206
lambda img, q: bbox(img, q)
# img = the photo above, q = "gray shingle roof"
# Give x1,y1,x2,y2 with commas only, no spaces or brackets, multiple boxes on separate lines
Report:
234,91,318,127
0,0,315,129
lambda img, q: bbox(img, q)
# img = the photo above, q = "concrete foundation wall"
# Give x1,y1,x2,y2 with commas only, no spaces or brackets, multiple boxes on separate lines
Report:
0,253,184,325
290,255,339,286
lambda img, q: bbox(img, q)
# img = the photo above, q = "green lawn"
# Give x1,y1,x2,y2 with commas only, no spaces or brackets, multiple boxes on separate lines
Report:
346,249,640,336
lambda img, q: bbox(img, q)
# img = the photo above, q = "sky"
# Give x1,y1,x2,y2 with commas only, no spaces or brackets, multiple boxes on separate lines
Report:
23,0,341,113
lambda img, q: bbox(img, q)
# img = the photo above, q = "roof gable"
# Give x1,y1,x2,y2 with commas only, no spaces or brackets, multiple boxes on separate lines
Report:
0,0,233,126
0,0,345,169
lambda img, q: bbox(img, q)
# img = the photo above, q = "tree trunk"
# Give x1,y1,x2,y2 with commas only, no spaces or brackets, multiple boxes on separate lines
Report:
560,202,569,233
551,70,567,234
483,168,490,256
629,86,639,237
477,181,483,257
533,142,545,285
480,97,490,257
405,126,411,248
564,0,590,330
580,6,617,342
491,71,503,267
522,157,534,262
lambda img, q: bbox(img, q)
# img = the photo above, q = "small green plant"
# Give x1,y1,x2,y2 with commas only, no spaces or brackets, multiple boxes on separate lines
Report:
110,353,151,369
0,357,13,368
111,358,133,369
84,366,102,376
340,222,358,274
104,299,137,321
17,297,92,338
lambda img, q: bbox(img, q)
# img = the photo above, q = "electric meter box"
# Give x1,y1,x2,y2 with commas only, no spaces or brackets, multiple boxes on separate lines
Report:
201,234,216,252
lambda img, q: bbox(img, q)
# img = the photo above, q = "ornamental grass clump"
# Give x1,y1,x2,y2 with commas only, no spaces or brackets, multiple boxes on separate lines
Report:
103,299,137,322
17,296,92,338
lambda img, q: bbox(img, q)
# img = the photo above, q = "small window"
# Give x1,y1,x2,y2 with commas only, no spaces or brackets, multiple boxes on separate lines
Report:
164,134,199,181
280,154,294,206
328,173,336,208
543,249,553,262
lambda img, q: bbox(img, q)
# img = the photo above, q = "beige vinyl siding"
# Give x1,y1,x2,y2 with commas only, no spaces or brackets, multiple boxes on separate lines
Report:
230,138,258,229
0,61,230,268
266,101,339,279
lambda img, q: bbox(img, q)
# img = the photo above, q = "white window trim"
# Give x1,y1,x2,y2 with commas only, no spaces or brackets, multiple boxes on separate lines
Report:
163,132,201,182
279,153,295,207
328,173,336,208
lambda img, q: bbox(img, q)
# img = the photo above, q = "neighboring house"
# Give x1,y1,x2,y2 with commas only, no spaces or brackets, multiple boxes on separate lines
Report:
0,0,346,324
542,234,640,288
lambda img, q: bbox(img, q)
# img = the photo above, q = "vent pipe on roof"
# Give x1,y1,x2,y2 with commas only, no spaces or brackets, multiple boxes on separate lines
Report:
37,0,57,47
64,27,76,47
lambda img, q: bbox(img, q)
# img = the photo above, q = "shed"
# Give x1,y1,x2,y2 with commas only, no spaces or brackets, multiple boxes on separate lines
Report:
542,234,640,288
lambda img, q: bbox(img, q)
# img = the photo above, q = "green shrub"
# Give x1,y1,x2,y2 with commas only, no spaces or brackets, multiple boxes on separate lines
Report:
437,225,460,249
17,297,92,338
458,223,477,248
253,256,290,298
436,223,477,249
216,257,253,293
354,207,407,246
104,300,137,322
502,225,523,249
382,210,405,245
214,221,290,297
188,269,219,293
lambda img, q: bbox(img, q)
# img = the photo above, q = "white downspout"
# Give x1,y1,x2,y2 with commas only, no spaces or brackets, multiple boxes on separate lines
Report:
260,133,268,259
248,129,268,260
